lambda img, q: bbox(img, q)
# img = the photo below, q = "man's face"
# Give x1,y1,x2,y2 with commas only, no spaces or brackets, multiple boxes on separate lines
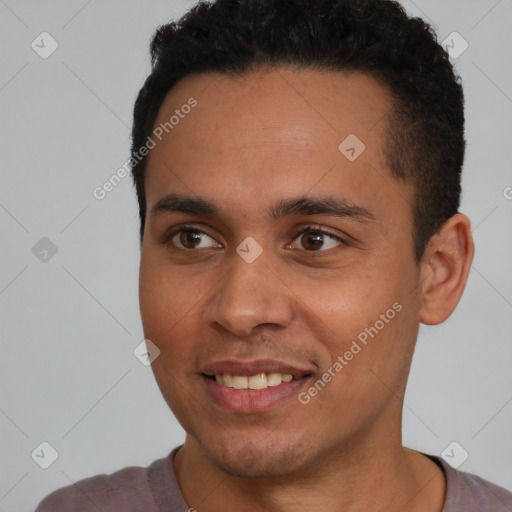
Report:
139,68,423,477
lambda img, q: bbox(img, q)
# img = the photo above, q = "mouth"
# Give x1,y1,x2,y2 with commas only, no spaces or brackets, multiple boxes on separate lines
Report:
201,359,314,412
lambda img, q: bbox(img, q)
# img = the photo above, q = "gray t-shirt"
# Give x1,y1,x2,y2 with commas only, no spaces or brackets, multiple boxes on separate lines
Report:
35,447,512,511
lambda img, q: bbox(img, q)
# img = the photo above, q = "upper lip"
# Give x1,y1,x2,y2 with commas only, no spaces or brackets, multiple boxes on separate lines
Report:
201,359,314,378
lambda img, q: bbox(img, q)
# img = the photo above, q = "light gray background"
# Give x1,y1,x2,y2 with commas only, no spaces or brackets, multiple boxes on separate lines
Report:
1,1,511,510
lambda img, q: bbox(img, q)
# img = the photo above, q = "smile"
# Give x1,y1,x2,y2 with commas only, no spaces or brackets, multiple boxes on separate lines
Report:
213,372,294,389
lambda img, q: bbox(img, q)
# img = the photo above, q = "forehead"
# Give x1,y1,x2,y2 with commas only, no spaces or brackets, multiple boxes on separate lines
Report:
144,67,410,224
149,67,392,156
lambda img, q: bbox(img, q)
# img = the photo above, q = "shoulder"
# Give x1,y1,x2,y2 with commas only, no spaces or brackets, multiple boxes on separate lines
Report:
34,454,171,512
431,456,512,511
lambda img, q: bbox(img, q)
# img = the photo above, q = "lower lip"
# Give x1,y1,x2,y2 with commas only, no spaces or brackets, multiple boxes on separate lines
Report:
203,375,310,413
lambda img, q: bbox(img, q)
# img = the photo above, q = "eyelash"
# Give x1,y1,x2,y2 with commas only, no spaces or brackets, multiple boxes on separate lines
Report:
162,223,348,255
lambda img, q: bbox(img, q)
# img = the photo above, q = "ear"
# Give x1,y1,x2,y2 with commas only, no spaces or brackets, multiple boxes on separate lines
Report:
418,213,475,325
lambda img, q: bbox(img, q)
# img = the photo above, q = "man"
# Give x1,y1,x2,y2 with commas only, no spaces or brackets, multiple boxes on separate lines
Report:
36,0,512,510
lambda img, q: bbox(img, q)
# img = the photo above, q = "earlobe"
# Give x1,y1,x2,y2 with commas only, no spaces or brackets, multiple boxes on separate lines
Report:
419,214,475,325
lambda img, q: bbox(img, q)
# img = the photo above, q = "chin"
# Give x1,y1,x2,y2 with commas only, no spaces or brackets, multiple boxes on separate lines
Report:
197,435,314,478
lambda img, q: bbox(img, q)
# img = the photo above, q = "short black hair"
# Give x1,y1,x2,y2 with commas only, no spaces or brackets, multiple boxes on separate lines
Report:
131,0,465,262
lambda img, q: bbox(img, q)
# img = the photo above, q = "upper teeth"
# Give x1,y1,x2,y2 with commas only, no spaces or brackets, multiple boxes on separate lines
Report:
215,373,294,389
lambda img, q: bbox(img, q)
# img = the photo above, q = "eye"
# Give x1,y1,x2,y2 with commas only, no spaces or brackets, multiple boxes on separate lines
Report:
168,228,221,250
290,227,346,252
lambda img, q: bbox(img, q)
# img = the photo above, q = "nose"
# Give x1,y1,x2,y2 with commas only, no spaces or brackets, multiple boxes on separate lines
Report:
203,251,295,337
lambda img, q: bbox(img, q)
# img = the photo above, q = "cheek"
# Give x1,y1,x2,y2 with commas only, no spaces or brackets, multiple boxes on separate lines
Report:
319,291,419,415
139,251,202,335
301,263,417,376
138,251,217,380
294,270,394,337
139,256,199,410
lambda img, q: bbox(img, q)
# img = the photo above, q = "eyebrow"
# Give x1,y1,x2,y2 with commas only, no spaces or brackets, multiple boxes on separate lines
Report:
150,193,377,223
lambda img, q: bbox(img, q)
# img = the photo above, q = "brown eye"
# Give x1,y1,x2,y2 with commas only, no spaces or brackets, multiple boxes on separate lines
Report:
290,228,344,252
179,230,201,249
301,232,324,251
171,229,218,250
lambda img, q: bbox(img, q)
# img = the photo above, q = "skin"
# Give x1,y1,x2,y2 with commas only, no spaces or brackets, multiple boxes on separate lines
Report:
138,67,474,511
